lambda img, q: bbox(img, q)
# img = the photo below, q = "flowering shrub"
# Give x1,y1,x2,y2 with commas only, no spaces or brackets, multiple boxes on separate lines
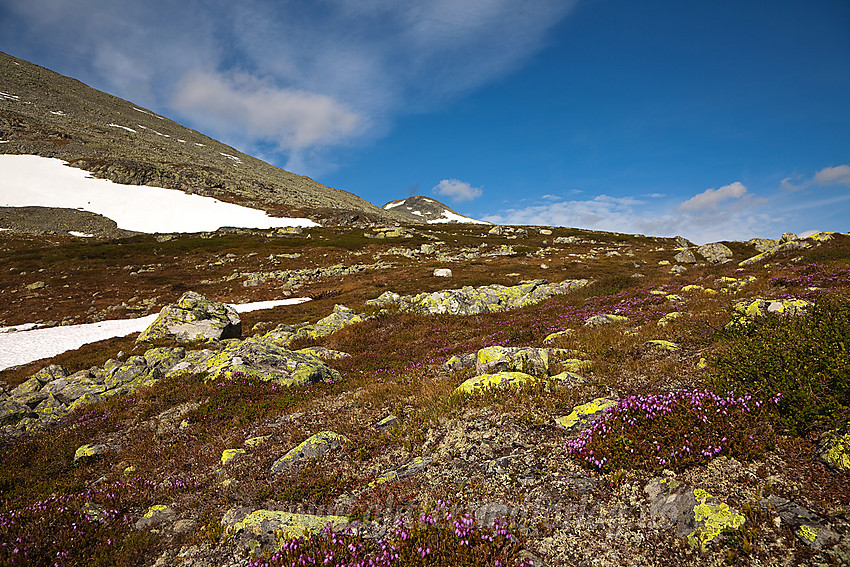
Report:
249,501,531,567
710,300,850,435
566,390,778,472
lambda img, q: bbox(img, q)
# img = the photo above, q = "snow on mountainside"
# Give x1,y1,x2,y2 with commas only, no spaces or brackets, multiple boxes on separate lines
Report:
0,155,317,233
382,196,489,224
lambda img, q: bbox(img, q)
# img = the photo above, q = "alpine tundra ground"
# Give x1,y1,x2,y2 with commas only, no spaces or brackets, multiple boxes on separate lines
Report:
1,223,849,567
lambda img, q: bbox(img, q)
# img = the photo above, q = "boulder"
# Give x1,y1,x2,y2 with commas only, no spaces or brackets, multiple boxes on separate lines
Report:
474,346,587,377
644,478,745,551
271,431,349,472
137,291,241,343
369,456,431,487
583,313,629,327
817,429,850,471
222,508,348,540
454,371,537,395
674,249,697,264
696,242,733,264
555,398,617,431
176,338,341,386
762,495,840,550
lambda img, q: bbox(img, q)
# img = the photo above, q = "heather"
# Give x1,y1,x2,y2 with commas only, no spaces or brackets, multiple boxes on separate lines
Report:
2,227,850,566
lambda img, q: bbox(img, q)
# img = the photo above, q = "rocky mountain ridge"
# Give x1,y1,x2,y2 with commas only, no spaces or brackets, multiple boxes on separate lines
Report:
0,51,407,226
382,196,489,225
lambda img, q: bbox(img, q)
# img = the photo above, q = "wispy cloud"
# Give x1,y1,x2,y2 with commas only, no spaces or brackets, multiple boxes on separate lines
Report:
781,164,850,191
676,181,748,211
813,165,850,188
433,179,483,202
0,0,576,174
172,71,362,155
484,185,780,244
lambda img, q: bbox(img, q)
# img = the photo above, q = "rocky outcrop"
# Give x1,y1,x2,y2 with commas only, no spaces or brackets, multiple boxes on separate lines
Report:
368,279,589,316
258,305,370,347
271,431,349,472
169,338,341,387
137,291,241,343
1,348,187,435
696,242,733,264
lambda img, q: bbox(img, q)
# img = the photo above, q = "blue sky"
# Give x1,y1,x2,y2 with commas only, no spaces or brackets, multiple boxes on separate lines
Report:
1,0,848,243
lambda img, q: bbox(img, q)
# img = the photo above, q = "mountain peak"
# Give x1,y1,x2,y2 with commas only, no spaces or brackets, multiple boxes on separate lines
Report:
382,195,489,224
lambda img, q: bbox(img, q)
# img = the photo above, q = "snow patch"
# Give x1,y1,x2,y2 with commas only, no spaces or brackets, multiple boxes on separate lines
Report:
0,155,319,232
220,152,242,162
108,123,137,133
133,107,164,119
68,231,94,238
0,140,9,144
0,297,311,371
383,201,403,209
428,210,490,224
0,91,20,101
49,110,66,116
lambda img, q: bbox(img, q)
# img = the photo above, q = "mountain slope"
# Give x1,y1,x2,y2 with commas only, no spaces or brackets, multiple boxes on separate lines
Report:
382,195,489,224
0,51,406,226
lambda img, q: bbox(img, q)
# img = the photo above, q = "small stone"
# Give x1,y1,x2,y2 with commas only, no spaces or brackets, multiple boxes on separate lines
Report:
433,268,453,277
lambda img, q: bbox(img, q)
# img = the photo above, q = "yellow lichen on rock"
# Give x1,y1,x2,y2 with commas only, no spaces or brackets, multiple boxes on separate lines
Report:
143,504,168,519
798,525,821,543
454,372,537,395
555,398,618,430
687,488,746,551
221,448,246,465
230,510,348,543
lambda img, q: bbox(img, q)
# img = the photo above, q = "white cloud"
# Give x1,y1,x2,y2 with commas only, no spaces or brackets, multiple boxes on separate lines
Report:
483,188,780,244
0,0,576,174
813,165,850,188
172,71,363,152
433,179,483,202
676,181,748,211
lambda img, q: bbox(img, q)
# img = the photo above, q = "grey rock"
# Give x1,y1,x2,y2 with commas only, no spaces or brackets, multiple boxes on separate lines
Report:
674,249,697,264
696,242,734,264
138,291,241,343
475,503,514,528
0,399,30,424
271,431,349,472
762,495,840,550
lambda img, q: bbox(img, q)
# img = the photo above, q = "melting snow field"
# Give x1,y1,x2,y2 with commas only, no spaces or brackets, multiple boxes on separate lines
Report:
0,297,310,371
0,155,318,233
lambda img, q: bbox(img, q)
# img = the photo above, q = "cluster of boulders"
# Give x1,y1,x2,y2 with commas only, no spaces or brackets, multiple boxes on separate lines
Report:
367,278,590,316
232,262,391,289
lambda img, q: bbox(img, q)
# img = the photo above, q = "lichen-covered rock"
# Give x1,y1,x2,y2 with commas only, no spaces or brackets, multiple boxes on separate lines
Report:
137,291,241,343
454,372,538,395
0,399,30,424
476,346,551,376
728,298,812,329
657,312,686,327
762,495,840,550
644,478,745,551
644,339,680,351
748,237,780,252
554,398,617,431
222,508,348,542
380,279,589,316
817,429,850,471
443,352,478,372
221,448,246,466
696,242,734,264
258,305,370,346
542,329,572,345
10,365,68,397
583,313,629,327
271,431,349,472
295,346,351,360
136,505,175,530
369,456,431,487
74,443,110,462
177,338,340,386
674,249,697,264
